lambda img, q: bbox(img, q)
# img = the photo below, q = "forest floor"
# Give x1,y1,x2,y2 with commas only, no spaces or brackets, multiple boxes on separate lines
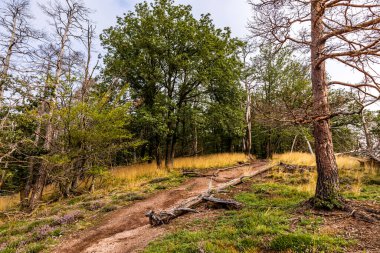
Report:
53,161,269,253
143,162,380,253
0,154,379,253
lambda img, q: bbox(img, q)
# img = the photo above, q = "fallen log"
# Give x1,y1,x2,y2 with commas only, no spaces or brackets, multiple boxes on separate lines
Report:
202,196,242,210
146,164,276,226
213,164,277,193
145,208,198,226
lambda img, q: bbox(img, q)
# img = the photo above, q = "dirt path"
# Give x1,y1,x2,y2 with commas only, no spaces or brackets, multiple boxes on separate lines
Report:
53,161,268,253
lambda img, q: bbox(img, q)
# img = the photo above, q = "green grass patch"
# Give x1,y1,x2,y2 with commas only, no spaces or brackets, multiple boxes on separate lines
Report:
144,183,350,253
270,233,349,253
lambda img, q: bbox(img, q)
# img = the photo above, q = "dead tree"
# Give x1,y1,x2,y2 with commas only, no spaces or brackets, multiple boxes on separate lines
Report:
79,20,97,103
39,0,89,151
249,0,380,208
0,0,38,107
26,0,90,211
240,42,255,156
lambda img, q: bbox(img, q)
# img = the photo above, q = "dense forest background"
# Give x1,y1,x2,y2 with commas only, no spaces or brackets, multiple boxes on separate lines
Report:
0,0,379,211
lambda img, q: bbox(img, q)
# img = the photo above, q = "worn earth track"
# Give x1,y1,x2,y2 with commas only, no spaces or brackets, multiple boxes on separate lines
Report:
53,161,268,253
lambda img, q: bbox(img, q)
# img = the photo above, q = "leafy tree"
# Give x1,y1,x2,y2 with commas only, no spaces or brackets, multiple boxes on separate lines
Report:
101,0,243,168
251,46,312,158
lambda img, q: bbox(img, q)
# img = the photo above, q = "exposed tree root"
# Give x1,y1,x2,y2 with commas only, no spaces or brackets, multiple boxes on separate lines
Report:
306,197,380,224
145,208,198,226
146,164,276,227
343,204,380,224
202,196,243,210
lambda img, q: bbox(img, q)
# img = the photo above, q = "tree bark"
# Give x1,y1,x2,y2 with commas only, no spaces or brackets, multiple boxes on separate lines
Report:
291,135,298,153
304,135,314,155
0,9,18,107
28,165,47,211
193,124,198,156
310,0,341,209
361,111,373,151
244,91,252,155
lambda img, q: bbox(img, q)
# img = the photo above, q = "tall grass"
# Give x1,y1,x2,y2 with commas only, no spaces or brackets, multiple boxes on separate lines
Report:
272,152,361,169
272,152,379,196
0,194,19,212
109,153,247,190
0,153,247,211
173,153,247,170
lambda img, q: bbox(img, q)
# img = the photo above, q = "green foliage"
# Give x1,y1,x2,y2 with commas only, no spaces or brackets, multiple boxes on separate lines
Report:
250,46,313,158
101,0,244,162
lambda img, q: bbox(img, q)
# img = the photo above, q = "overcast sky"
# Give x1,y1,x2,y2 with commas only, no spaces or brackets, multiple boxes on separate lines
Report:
30,0,252,52
26,0,378,108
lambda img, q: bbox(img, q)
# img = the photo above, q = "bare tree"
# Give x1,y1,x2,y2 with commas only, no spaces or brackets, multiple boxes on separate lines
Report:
249,0,380,208
0,0,37,107
240,42,255,156
80,20,97,102
39,0,89,150
26,0,90,210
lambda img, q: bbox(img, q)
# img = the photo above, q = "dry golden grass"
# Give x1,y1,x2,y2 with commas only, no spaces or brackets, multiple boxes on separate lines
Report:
173,153,248,170
272,152,361,170
272,152,377,196
0,194,19,211
0,153,247,211
109,153,248,190
109,162,170,191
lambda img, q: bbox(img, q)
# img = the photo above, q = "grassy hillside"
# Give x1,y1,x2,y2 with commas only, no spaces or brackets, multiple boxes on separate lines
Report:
0,152,379,253
0,153,247,253
144,153,380,253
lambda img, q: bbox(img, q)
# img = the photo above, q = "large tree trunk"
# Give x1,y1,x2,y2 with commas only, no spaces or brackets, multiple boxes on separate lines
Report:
28,165,47,211
310,0,341,209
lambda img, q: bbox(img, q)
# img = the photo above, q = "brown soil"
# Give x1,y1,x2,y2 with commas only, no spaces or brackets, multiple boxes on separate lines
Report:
309,200,380,253
53,161,268,253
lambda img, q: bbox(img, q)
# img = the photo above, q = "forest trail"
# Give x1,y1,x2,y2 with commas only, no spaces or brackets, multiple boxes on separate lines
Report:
53,161,268,253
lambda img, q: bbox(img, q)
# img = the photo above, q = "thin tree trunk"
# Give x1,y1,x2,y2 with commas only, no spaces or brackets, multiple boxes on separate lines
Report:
304,135,314,155
361,111,372,151
291,135,298,153
310,0,341,208
155,136,162,168
0,11,18,106
165,134,176,169
244,90,252,155
193,125,198,156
